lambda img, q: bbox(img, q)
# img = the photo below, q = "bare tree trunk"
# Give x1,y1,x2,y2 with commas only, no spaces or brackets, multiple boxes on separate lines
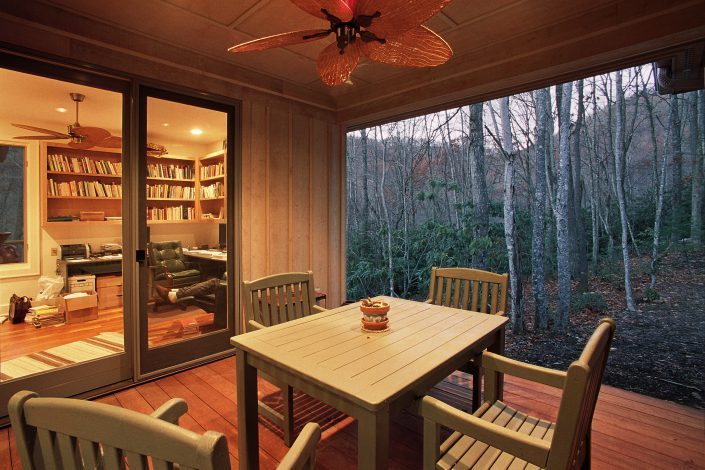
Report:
670,95,684,242
498,97,524,332
533,88,549,329
614,70,637,311
572,80,589,291
376,126,395,296
590,78,600,271
650,123,671,289
690,91,703,244
556,82,573,331
469,103,490,269
361,129,371,243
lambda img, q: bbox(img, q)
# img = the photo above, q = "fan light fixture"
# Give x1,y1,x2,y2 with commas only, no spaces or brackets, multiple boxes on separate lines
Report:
228,0,454,86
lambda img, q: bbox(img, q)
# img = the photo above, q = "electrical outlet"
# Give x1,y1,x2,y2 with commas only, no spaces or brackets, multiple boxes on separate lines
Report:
51,247,58,256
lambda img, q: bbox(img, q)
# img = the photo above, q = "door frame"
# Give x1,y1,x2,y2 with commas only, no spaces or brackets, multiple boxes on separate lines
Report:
136,84,240,377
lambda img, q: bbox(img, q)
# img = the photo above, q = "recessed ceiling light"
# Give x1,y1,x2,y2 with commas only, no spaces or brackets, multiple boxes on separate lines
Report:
162,123,170,127
56,107,67,113
190,128,203,136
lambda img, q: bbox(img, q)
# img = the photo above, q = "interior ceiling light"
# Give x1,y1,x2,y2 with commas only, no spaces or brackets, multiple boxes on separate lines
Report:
162,122,170,127
228,0,454,86
12,93,121,150
55,107,67,113
190,128,203,135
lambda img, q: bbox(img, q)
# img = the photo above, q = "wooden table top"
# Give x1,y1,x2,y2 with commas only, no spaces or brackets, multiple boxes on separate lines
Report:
231,296,507,411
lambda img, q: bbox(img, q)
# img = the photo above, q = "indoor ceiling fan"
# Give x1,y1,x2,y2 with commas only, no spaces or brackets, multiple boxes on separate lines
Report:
228,0,454,86
12,92,122,150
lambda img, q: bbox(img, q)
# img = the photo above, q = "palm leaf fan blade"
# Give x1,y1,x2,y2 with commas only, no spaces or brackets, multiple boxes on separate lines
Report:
229,29,331,53
289,0,354,21
317,41,362,86
361,26,452,67
355,0,453,37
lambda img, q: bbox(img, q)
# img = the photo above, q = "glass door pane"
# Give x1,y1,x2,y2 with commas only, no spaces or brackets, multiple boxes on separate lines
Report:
139,88,235,375
0,63,130,416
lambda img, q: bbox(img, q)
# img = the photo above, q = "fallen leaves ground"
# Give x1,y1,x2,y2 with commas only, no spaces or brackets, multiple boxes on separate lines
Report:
504,247,704,409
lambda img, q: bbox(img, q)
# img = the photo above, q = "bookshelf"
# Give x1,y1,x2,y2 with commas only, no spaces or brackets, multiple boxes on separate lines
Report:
42,143,123,225
40,145,227,225
146,155,196,222
198,150,226,222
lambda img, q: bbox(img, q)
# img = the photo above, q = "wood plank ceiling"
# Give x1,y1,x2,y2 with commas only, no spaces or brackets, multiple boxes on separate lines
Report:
6,0,705,127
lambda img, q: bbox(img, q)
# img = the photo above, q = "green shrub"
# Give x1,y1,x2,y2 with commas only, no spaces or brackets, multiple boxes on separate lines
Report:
570,292,608,314
643,287,660,302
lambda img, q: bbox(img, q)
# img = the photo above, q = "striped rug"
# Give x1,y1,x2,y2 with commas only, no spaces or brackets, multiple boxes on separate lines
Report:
0,332,124,382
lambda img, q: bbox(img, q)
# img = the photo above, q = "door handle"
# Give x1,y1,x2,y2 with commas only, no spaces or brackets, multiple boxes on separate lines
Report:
136,249,146,264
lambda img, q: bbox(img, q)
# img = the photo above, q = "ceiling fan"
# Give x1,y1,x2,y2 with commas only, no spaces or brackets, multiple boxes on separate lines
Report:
228,0,454,86
12,92,122,150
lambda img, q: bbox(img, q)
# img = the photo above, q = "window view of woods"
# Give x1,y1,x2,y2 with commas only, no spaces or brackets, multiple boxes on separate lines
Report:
0,144,25,264
345,65,704,409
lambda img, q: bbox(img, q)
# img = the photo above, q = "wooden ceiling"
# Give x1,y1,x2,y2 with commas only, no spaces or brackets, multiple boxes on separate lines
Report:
1,0,704,127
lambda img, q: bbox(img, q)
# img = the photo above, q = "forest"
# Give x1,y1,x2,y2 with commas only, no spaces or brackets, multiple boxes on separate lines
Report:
345,65,704,335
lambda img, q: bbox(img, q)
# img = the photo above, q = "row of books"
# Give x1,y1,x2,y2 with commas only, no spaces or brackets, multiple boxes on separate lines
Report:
28,304,65,328
200,162,224,179
146,184,195,200
147,163,194,180
200,182,224,199
48,179,122,198
147,205,195,221
48,153,122,175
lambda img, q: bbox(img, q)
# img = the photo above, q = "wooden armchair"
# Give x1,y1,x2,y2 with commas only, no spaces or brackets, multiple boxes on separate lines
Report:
417,318,615,470
426,267,509,410
9,390,322,470
242,270,326,446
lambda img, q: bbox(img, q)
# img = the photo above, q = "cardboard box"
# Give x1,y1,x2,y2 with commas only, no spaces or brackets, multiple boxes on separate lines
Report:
62,291,99,324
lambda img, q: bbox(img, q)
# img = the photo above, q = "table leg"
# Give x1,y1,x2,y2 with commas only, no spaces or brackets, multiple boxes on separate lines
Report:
357,407,389,470
236,348,259,470
488,327,505,401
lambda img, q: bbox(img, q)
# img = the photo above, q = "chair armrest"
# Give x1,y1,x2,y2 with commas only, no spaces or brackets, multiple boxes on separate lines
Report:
481,351,566,389
496,310,506,317
424,298,433,304
277,422,321,470
150,398,188,425
417,396,550,468
312,305,327,314
249,319,267,330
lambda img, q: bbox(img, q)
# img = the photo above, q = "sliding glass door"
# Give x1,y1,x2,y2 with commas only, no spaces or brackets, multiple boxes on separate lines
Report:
138,86,237,375
0,54,132,417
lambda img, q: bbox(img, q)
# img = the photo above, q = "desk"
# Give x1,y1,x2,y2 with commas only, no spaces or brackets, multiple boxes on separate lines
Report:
231,296,507,470
58,255,122,290
182,248,227,262
183,249,227,280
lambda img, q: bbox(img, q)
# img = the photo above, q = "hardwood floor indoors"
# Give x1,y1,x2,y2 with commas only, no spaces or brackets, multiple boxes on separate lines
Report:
1,356,702,469
0,304,216,381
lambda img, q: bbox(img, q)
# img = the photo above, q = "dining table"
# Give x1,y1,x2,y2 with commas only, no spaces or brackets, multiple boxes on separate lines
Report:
231,295,508,469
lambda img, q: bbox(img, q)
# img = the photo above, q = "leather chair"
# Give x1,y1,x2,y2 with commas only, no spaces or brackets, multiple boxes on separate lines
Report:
148,240,201,310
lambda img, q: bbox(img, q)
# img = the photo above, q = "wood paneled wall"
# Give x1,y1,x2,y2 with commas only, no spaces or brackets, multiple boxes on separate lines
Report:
0,9,347,307
241,101,345,305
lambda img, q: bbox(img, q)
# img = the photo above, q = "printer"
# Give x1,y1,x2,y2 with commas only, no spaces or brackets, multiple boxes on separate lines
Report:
59,244,91,260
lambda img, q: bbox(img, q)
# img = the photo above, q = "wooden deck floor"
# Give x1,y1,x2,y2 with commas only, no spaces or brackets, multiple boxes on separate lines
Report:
1,356,703,469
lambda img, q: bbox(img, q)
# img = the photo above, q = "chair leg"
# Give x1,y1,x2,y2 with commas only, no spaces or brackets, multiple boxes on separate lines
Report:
472,368,482,412
282,384,295,447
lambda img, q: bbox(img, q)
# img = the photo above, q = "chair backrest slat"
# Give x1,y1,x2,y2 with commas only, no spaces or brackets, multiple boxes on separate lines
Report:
152,458,175,470
427,267,508,316
546,319,615,469
57,432,80,469
8,392,231,470
79,438,100,469
242,271,319,332
126,450,149,470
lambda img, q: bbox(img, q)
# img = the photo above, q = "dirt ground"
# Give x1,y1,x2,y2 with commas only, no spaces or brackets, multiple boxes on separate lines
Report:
504,248,705,410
